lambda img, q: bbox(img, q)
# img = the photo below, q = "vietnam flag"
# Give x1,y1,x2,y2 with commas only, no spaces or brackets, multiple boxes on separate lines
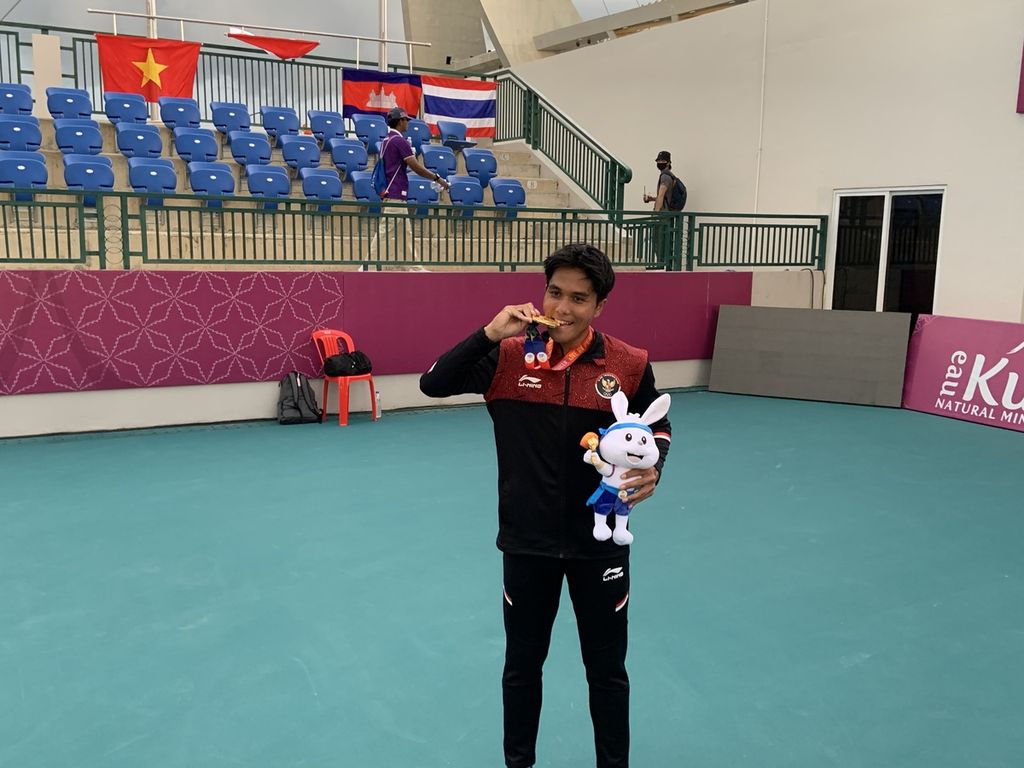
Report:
96,34,201,103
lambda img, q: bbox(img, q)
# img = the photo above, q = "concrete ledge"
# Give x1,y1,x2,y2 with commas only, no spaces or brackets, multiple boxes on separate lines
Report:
0,360,708,438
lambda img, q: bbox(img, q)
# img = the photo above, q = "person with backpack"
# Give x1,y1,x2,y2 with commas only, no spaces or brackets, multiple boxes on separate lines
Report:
370,106,450,265
378,106,450,202
642,150,687,212
642,150,687,267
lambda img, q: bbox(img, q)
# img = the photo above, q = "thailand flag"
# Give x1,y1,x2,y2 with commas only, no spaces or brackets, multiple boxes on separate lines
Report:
421,75,497,138
341,68,422,119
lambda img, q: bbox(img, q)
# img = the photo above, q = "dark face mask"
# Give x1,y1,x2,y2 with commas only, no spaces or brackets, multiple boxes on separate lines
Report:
656,162,668,171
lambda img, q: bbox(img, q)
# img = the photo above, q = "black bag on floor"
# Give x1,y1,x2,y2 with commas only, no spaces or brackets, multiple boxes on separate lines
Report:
277,371,321,424
323,351,373,377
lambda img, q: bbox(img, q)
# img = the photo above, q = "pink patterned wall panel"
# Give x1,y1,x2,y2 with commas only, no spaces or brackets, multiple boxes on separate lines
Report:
0,271,344,395
1,270,751,396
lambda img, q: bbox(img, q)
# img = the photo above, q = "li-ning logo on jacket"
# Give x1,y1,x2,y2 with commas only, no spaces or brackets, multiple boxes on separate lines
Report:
518,374,542,389
602,567,624,582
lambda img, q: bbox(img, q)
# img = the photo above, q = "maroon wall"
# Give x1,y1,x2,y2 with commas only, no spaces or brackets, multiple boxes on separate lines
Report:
0,270,752,396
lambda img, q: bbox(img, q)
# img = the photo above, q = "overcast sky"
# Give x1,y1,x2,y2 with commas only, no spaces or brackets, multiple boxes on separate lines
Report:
3,0,651,61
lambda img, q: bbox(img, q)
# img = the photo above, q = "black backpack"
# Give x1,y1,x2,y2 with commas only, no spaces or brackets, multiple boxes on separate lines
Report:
277,371,321,424
665,173,688,211
323,351,373,377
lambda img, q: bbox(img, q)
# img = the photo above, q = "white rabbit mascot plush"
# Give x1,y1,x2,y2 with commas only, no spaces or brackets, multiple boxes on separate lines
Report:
582,391,671,545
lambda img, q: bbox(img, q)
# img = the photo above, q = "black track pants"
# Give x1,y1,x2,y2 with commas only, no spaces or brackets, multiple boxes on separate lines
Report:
501,551,630,768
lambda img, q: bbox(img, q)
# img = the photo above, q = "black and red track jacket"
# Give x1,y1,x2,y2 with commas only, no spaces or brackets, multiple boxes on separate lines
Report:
420,327,672,559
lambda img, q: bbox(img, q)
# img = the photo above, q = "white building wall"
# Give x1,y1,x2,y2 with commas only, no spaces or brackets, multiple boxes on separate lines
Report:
513,0,1024,322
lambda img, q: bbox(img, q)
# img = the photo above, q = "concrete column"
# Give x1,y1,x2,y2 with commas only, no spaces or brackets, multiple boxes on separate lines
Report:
401,0,486,70
31,34,63,119
479,0,582,67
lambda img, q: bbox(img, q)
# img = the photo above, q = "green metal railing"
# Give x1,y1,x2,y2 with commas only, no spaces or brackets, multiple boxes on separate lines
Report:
494,70,631,212
689,213,828,270
0,29,18,83
0,188,825,272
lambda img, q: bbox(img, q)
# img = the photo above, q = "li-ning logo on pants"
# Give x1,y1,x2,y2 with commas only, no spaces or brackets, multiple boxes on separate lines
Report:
518,374,542,389
602,566,624,582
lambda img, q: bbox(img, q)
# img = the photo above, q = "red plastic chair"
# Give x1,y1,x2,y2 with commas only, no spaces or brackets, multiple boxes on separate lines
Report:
311,329,378,426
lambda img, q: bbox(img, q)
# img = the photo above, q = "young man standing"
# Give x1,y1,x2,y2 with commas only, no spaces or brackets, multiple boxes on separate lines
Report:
642,150,685,212
420,243,672,768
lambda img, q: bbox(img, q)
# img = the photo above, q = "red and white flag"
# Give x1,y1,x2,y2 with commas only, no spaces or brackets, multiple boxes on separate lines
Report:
227,28,319,60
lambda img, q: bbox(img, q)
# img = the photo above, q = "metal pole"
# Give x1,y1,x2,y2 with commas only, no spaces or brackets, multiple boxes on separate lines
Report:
146,0,158,120
378,0,387,70
87,8,432,49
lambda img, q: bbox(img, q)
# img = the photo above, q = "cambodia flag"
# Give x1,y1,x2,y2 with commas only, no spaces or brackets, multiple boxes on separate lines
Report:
341,69,422,119
227,29,319,60
421,75,496,138
96,34,201,102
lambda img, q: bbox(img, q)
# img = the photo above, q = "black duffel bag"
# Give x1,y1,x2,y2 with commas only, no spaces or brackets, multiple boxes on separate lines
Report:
323,350,373,377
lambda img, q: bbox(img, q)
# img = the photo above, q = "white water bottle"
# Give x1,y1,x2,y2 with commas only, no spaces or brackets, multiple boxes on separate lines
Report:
375,390,382,419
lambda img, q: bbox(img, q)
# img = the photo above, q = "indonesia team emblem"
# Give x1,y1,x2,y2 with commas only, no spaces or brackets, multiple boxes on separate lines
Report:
596,374,620,399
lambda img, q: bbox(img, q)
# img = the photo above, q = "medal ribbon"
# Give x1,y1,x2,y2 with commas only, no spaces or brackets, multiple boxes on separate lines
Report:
546,327,594,371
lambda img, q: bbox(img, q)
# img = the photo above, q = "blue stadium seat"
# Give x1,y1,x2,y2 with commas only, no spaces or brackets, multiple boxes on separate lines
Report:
299,167,342,210
352,113,387,155
0,151,46,200
0,149,45,165
421,145,457,180
211,102,250,140
489,178,527,218
116,123,162,158
349,170,381,213
0,115,41,151
173,127,219,163
279,134,320,171
46,87,92,119
260,106,299,144
326,137,368,177
307,110,344,146
128,157,177,205
228,131,271,167
447,175,483,217
63,154,114,206
54,118,103,155
0,83,33,115
462,148,498,189
406,174,439,217
436,119,476,152
245,164,290,209
158,97,201,130
187,161,235,206
406,119,432,156
104,92,147,125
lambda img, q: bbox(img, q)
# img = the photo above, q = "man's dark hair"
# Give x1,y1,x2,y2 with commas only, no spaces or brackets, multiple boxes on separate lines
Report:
543,243,615,302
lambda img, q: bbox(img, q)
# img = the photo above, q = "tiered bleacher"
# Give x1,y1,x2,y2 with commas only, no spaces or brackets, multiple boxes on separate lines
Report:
0,83,543,218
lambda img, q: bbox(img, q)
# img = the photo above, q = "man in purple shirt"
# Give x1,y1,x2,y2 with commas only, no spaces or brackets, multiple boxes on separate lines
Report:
379,106,450,201
371,107,451,265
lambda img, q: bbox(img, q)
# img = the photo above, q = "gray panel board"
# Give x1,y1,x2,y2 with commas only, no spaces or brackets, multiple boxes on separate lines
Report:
709,306,912,407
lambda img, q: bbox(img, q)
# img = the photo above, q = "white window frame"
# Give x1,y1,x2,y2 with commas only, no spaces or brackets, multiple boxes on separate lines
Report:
825,185,947,312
